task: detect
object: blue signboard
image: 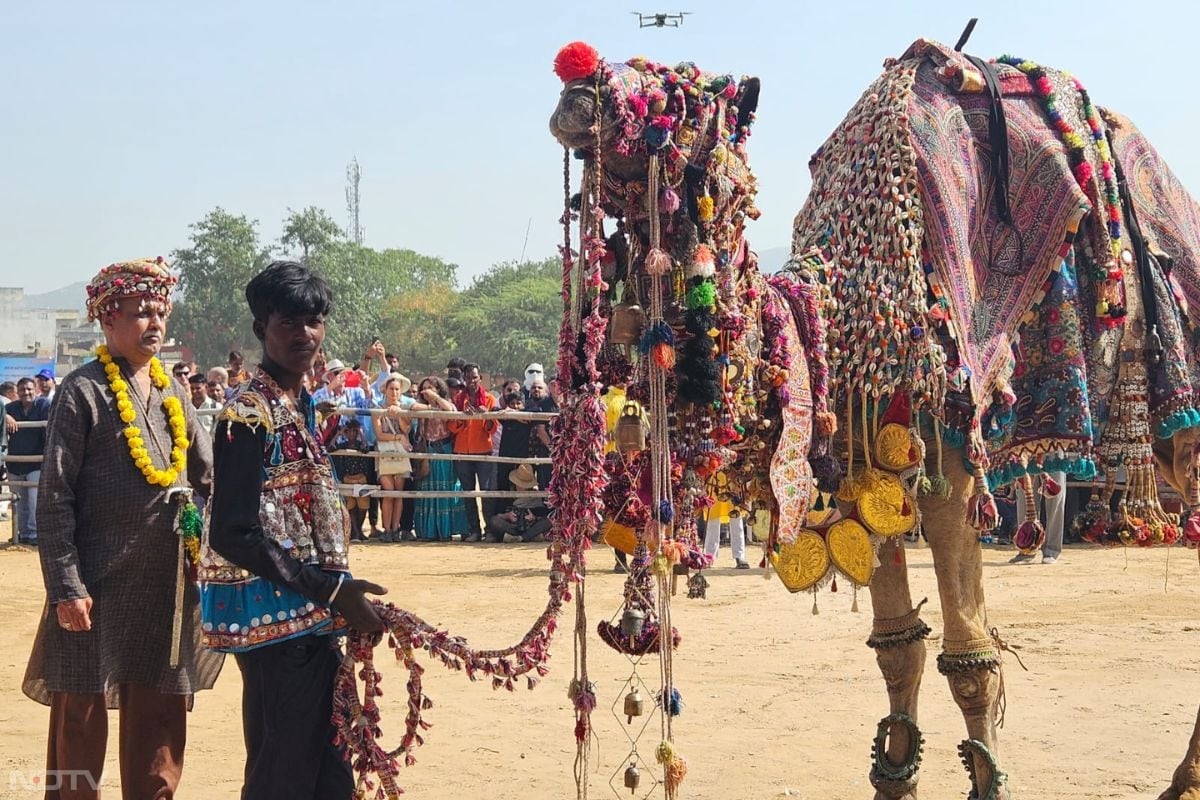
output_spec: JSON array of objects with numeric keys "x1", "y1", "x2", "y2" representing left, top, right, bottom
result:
[{"x1": 0, "y1": 358, "x2": 55, "y2": 384}]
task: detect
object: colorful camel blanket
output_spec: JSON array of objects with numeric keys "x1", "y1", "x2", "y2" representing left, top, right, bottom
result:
[{"x1": 793, "y1": 39, "x2": 1200, "y2": 489}]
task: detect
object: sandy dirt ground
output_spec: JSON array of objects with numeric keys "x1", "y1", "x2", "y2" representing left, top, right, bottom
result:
[{"x1": 2, "y1": 539, "x2": 1199, "y2": 800}]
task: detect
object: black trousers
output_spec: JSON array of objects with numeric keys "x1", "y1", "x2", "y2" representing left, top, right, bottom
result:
[
  {"x1": 235, "y1": 635, "x2": 352, "y2": 800},
  {"x1": 399, "y1": 476, "x2": 415, "y2": 532}
]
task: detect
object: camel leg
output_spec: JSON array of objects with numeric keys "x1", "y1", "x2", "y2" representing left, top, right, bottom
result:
[
  {"x1": 1154, "y1": 429, "x2": 1200, "y2": 800},
  {"x1": 921, "y1": 449, "x2": 1010, "y2": 800},
  {"x1": 1158, "y1": 704, "x2": 1200, "y2": 800},
  {"x1": 867, "y1": 535, "x2": 930, "y2": 800}
]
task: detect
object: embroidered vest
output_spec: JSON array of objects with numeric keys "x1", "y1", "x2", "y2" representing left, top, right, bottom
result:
[{"x1": 199, "y1": 371, "x2": 350, "y2": 652}]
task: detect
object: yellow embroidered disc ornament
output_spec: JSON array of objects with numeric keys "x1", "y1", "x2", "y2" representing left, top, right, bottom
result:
[
  {"x1": 826, "y1": 518, "x2": 875, "y2": 586},
  {"x1": 856, "y1": 471, "x2": 917, "y2": 537},
  {"x1": 769, "y1": 530, "x2": 830, "y2": 593},
  {"x1": 874, "y1": 422, "x2": 920, "y2": 472}
]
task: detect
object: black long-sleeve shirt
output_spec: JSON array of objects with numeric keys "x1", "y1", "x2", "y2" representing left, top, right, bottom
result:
[
  {"x1": 6, "y1": 398, "x2": 50, "y2": 476},
  {"x1": 208, "y1": 419, "x2": 339, "y2": 604}
]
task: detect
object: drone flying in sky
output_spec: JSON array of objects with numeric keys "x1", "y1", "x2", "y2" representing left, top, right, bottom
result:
[{"x1": 632, "y1": 11, "x2": 691, "y2": 28}]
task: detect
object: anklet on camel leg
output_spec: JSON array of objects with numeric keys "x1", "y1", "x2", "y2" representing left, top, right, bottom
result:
[
  {"x1": 867, "y1": 600, "x2": 932, "y2": 651},
  {"x1": 870, "y1": 712, "x2": 923, "y2": 798},
  {"x1": 958, "y1": 738, "x2": 1008, "y2": 800}
]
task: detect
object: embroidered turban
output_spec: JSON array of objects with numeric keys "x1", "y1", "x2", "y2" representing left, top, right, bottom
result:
[{"x1": 85, "y1": 257, "x2": 177, "y2": 322}]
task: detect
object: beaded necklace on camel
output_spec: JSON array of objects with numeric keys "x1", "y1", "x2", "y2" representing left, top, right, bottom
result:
[{"x1": 998, "y1": 55, "x2": 1126, "y2": 328}]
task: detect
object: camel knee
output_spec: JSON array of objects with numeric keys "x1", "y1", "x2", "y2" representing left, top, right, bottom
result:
[
  {"x1": 938, "y1": 639, "x2": 1002, "y2": 719},
  {"x1": 868, "y1": 603, "x2": 932, "y2": 701}
]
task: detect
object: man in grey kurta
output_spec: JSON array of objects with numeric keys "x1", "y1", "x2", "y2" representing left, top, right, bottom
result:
[{"x1": 22, "y1": 258, "x2": 223, "y2": 799}]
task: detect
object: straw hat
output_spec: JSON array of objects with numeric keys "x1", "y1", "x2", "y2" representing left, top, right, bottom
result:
[
  {"x1": 385, "y1": 372, "x2": 412, "y2": 394},
  {"x1": 510, "y1": 463, "x2": 538, "y2": 490},
  {"x1": 322, "y1": 359, "x2": 347, "y2": 382}
]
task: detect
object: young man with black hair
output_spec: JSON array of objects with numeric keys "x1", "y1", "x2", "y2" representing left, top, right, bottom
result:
[
  {"x1": 200, "y1": 260, "x2": 388, "y2": 799},
  {"x1": 7, "y1": 376, "x2": 50, "y2": 544}
]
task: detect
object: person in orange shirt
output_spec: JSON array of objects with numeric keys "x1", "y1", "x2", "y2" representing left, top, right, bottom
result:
[{"x1": 446, "y1": 363, "x2": 498, "y2": 542}]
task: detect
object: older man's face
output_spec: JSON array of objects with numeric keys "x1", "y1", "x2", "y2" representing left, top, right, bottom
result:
[{"x1": 529, "y1": 381, "x2": 548, "y2": 400}]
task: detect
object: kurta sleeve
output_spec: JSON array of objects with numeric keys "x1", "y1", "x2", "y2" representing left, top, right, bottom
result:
[
  {"x1": 208, "y1": 419, "x2": 339, "y2": 603},
  {"x1": 37, "y1": 380, "x2": 91, "y2": 604}
]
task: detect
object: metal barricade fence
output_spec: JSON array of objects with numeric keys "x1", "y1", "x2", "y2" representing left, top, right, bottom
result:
[{"x1": 2, "y1": 407, "x2": 558, "y2": 544}]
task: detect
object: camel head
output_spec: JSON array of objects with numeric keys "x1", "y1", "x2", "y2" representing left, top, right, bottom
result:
[{"x1": 548, "y1": 41, "x2": 761, "y2": 236}]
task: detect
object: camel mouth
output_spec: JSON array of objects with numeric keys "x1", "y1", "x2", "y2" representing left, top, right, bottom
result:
[{"x1": 549, "y1": 82, "x2": 608, "y2": 150}]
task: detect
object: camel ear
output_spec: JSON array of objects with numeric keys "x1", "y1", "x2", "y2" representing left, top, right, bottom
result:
[{"x1": 735, "y1": 77, "x2": 760, "y2": 130}]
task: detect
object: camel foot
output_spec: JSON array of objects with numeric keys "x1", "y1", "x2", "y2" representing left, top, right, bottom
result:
[
  {"x1": 1156, "y1": 780, "x2": 1200, "y2": 800},
  {"x1": 871, "y1": 713, "x2": 922, "y2": 800},
  {"x1": 958, "y1": 738, "x2": 1009, "y2": 800},
  {"x1": 1157, "y1": 757, "x2": 1200, "y2": 800}
]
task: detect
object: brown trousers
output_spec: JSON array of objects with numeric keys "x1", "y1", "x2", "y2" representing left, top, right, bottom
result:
[{"x1": 45, "y1": 685, "x2": 186, "y2": 800}]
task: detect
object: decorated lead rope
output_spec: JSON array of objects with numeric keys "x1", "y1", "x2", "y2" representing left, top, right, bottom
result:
[{"x1": 328, "y1": 142, "x2": 608, "y2": 800}]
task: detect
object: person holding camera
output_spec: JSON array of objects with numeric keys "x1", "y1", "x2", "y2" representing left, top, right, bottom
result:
[{"x1": 485, "y1": 464, "x2": 550, "y2": 542}]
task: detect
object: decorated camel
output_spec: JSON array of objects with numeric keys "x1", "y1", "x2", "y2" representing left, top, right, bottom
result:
[
  {"x1": 548, "y1": 41, "x2": 832, "y2": 795},
  {"x1": 783, "y1": 36, "x2": 1200, "y2": 800},
  {"x1": 549, "y1": 34, "x2": 1200, "y2": 800}
]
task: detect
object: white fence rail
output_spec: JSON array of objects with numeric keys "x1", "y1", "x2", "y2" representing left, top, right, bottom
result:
[{"x1": 2, "y1": 405, "x2": 558, "y2": 544}]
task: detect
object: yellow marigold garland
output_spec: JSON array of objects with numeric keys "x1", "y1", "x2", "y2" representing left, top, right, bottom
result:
[{"x1": 97, "y1": 344, "x2": 188, "y2": 487}]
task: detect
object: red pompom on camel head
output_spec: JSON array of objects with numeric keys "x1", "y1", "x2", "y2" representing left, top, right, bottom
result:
[{"x1": 554, "y1": 41, "x2": 600, "y2": 83}]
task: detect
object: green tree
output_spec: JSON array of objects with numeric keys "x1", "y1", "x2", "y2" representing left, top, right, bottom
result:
[
  {"x1": 171, "y1": 208, "x2": 272, "y2": 366},
  {"x1": 447, "y1": 256, "x2": 562, "y2": 378},
  {"x1": 312, "y1": 243, "x2": 461, "y2": 364},
  {"x1": 280, "y1": 206, "x2": 344, "y2": 263},
  {"x1": 380, "y1": 281, "x2": 459, "y2": 376}
]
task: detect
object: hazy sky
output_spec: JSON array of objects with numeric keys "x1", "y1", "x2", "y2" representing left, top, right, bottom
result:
[{"x1": 3, "y1": 1, "x2": 1197, "y2": 294}]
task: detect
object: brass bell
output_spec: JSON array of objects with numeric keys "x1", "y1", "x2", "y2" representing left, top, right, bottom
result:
[
  {"x1": 620, "y1": 607, "x2": 645, "y2": 638},
  {"x1": 623, "y1": 688, "x2": 644, "y2": 723},
  {"x1": 616, "y1": 403, "x2": 649, "y2": 454},
  {"x1": 624, "y1": 762, "x2": 640, "y2": 792},
  {"x1": 610, "y1": 303, "x2": 646, "y2": 346}
]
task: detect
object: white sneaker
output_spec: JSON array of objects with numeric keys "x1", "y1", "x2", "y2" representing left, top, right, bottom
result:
[{"x1": 1041, "y1": 555, "x2": 1058, "y2": 565}]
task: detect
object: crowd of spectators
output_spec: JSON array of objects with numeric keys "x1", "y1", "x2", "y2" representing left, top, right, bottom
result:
[
  {"x1": 2, "y1": 346, "x2": 556, "y2": 547},
  {"x1": 307, "y1": 346, "x2": 557, "y2": 543}
]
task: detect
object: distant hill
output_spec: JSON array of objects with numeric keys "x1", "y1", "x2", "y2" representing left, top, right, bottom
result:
[
  {"x1": 755, "y1": 245, "x2": 791, "y2": 272},
  {"x1": 21, "y1": 281, "x2": 88, "y2": 313}
]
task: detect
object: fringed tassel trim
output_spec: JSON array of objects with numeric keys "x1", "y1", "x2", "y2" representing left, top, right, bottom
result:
[{"x1": 1155, "y1": 406, "x2": 1200, "y2": 440}]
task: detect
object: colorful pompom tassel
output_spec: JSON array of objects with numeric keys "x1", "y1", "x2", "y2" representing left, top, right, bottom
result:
[
  {"x1": 659, "y1": 687, "x2": 684, "y2": 716},
  {"x1": 651, "y1": 341, "x2": 676, "y2": 370},
  {"x1": 1013, "y1": 519, "x2": 1045, "y2": 554},
  {"x1": 645, "y1": 247, "x2": 673, "y2": 276},
  {"x1": 1184, "y1": 513, "x2": 1200, "y2": 546},
  {"x1": 656, "y1": 741, "x2": 688, "y2": 799},
  {"x1": 660, "y1": 187, "x2": 681, "y2": 214},
  {"x1": 809, "y1": 453, "x2": 842, "y2": 494},
  {"x1": 929, "y1": 473, "x2": 952, "y2": 499},
  {"x1": 686, "y1": 244, "x2": 716, "y2": 278},
  {"x1": 815, "y1": 410, "x2": 838, "y2": 438},
  {"x1": 967, "y1": 491, "x2": 999, "y2": 532}
]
